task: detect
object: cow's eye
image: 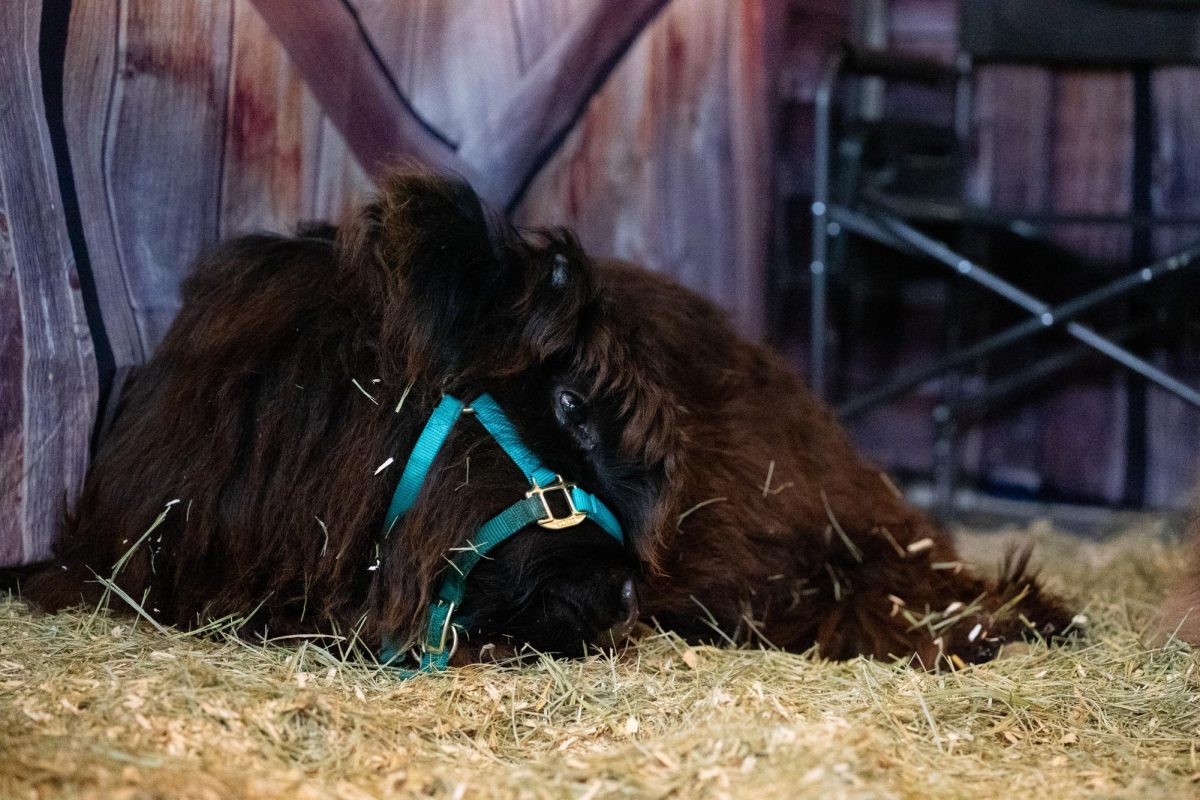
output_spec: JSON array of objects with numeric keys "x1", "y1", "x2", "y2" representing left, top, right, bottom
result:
[{"x1": 556, "y1": 390, "x2": 588, "y2": 428}]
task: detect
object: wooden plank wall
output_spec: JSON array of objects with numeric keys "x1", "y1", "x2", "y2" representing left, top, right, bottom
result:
[
  {"x1": 0, "y1": 0, "x2": 98, "y2": 565},
  {"x1": 516, "y1": 0, "x2": 779, "y2": 336},
  {"x1": 0, "y1": 0, "x2": 372, "y2": 567},
  {"x1": 1147, "y1": 69, "x2": 1200, "y2": 506},
  {"x1": 65, "y1": 0, "x2": 369, "y2": 377},
  {"x1": 221, "y1": 0, "x2": 371, "y2": 235}
]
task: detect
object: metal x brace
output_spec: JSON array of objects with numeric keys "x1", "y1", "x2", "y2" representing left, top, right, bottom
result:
[{"x1": 826, "y1": 204, "x2": 1200, "y2": 414}]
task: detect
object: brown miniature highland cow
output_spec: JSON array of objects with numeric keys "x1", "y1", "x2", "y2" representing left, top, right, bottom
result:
[{"x1": 18, "y1": 171, "x2": 1074, "y2": 669}]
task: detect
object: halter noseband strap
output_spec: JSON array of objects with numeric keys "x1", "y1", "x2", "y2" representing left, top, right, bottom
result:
[{"x1": 380, "y1": 393, "x2": 625, "y2": 673}]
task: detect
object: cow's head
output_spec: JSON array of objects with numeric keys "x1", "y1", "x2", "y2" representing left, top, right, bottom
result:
[{"x1": 339, "y1": 172, "x2": 681, "y2": 661}]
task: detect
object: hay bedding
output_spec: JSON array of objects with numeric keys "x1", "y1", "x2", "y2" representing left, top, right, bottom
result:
[{"x1": 2, "y1": 522, "x2": 1197, "y2": 800}]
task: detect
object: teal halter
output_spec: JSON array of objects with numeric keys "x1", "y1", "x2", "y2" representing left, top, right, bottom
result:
[{"x1": 380, "y1": 393, "x2": 625, "y2": 673}]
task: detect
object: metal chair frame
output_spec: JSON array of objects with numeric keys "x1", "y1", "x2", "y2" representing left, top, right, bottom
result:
[{"x1": 809, "y1": 39, "x2": 1200, "y2": 513}]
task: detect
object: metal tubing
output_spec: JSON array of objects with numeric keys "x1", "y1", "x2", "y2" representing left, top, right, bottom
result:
[
  {"x1": 809, "y1": 49, "x2": 845, "y2": 398},
  {"x1": 828, "y1": 206, "x2": 923, "y2": 256},
  {"x1": 831, "y1": 210, "x2": 1200, "y2": 415},
  {"x1": 871, "y1": 211, "x2": 1200, "y2": 410},
  {"x1": 932, "y1": 404, "x2": 957, "y2": 519},
  {"x1": 949, "y1": 324, "x2": 1143, "y2": 416}
]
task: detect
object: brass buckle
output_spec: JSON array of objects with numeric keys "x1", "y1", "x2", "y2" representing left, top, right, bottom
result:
[
  {"x1": 526, "y1": 475, "x2": 587, "y2": 529},
  {"x1": 423, "y1": 601, "x2": 459, "y2": 656}
]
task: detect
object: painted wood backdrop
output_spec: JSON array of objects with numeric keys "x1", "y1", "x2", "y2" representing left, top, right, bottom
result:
[
  {"x1": 0, "y1": 0, "x2": 97, "y2": 568},
  {"x1": 0, "y1": 0, "x2": 779, "y2": 566},
  {"x1": 4, "y1": 0, "x2": 1200, "y2": 567}
]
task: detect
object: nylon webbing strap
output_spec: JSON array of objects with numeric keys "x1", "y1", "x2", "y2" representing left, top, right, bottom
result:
[
  {"x1": 380, "y1": 392, "x2": 627, "y2": 676},
  {"x1": 383, "y1": 395, "x2": 464, "y2": 534},
  {"x1": 470, "y1": 394, "x2": 559, "y2": 487},
  {"x1": 471, "y1": 394, "x2": 623, "y2": 544},
  {"x1": 434, "y1": 496, "x2": 549, "y2": 605},
  {"x1": 570, "y1": 487, "x2": 623, "y2": 543},
  {"x1": 384, "y1": 496, "x2": 548, "y2": 672}
]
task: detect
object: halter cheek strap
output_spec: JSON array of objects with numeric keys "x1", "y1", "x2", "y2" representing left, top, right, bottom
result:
[{"x1": 379, "y1": 393, "x2": 625, "y2": 674}]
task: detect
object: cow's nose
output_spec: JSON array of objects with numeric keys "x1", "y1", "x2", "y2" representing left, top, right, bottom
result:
[{"x1": 605, "y1": 578, "x2": 640, "y2": 643}]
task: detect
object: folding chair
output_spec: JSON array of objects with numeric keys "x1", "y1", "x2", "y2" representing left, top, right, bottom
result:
[{"x1": 810, "y1": 0, "x2": 1200, "y2": 514}]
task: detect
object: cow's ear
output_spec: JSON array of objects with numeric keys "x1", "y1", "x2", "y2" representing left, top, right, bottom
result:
[{"x1": 339, "y1": 171, "x2": 518, "y2": 380}]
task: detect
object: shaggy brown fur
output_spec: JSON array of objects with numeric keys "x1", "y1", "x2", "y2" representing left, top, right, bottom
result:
[
  {"x1": 17, "y1": 171, "x2": 1074, "y2": 667},
  {"x1": 1158, "y1": 498, "x2": 1200, "y2": 645}
]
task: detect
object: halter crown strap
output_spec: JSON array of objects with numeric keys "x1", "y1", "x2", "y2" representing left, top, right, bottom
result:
[
  {"x1": 470, "y1": 394, "x2": 560, "y2": 487},
  {"x1": 379, "y1": 392, "x2": 625, "y2": 674},
  {"x1": 383, "y1": 394, "x2": 465, "y2": 534}
]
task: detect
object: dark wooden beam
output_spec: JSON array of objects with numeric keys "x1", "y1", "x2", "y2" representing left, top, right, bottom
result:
[
  {"x1": 458, "y1": 0, "x2": 671, "y2": 210},
  {"x1": 255, "y1": 0, "x2": 669, "y2": 210},
  {"x1": 249, "y1": 0, "x2": 495, "y2": 199}
]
